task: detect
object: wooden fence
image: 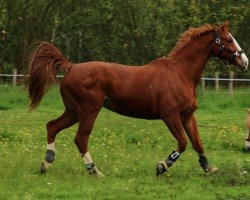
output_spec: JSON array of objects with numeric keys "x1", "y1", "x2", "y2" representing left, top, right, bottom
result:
[
  {"x1": 201, "y1": 71, "x2": 236, "y2": 95},
  {"x1": 0, "y1": 69, "x2": 63, "y2": 85},
  {"x1": 1, "y1": 69, "x2": 250, "y2": 95}
]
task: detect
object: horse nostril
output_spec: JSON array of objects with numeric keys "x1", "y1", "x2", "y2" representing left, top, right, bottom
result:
[{"x1": 245, "y1": 61, "x2": 248, "y2": 67}]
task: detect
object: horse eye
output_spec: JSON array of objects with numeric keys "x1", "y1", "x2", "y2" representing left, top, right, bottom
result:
[{"x1": 228, "y1": 39, "x2": 233, "y2": 43}]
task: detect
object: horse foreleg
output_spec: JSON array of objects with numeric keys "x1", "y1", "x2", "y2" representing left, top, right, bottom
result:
[
  {"x1": 156, "y1": 116, "x2": 187, "y2": 176},
  {"x1": 183, "y1": 115, "x2": 218, "y2": 173},
  {"x1": 74, "y1": 114, "x2": 104, "y2": 177},
  {"x1": 41, "y1": 110, "x2": 78, "y2": 173}
]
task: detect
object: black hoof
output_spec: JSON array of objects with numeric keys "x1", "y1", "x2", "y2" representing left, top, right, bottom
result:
[
  {"x1": 40, "y1": 162, "x2": 47, "y2": 174},
  {"x1": 156, "y1": 162, "x2": 167, "y2": 176}
]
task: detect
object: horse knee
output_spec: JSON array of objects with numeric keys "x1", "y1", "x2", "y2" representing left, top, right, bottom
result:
[{"x1": 178, "y1": 139, "x2": 187, "y2": 153}]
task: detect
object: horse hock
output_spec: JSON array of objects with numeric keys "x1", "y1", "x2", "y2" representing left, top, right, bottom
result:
[{"x1": 156, "y1": 151, "x2": 180, "y2": 176}]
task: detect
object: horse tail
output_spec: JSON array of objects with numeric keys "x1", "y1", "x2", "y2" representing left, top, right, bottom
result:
[{"x1": 25, "y1": 41, "x2": 72, "y2": 110}]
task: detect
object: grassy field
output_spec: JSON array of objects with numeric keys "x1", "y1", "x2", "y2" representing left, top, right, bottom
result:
[{"x1": 0, "y1": 85, "x2": 249, "y2": 200}]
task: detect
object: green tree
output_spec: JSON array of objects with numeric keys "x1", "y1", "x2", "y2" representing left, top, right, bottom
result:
[{"x1": 0, "y1": 0, "x2": 249, "y2": 76}]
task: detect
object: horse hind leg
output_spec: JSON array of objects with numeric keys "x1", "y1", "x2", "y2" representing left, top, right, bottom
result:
[
  {"x1": 74, "y1": 112, "x2": 104, "y2": 177},
  {"x1": 41, "y1": 110, "x2": 78, "y2": 173}
]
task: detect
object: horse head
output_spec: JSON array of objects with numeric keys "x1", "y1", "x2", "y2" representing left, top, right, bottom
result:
[{"x1": 212, "y1": 21, "x2": 248, "y2": 70}]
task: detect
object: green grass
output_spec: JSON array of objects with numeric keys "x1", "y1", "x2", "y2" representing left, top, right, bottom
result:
[{"x1": 0, "y1": 85, "x2": 249, "y2": 200}]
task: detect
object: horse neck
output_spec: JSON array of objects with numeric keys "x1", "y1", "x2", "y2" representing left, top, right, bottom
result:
[{"x1": 170, "y1": 33, "x2": 213, "y2": 87}]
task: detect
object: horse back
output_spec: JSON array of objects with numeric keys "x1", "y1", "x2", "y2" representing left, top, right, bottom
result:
[
  {"x1": 60, "y1": 60, "x2": 195, "y2": 119},
  {"x1": 60, "y1": 61, "x2": 162, "y2": 118}
]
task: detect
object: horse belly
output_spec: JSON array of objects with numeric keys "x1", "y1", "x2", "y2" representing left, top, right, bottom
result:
[{"x1": 103, "y1": 98, "x2": 159, "y2": 119}]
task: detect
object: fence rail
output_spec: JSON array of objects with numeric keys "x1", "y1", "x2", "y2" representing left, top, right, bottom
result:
[
  {"x1": 0, "y1": 74, "x2": 64, "y2": 77},
  {"x1": 1, "y1": 69, "x2": 250, "y2": 95},
  {"x1": 2, "y1": 74, "x2": 250, "y2": 81},
  {"x1": 201, "y1": 78, "x2": 250, "y2": 82}
]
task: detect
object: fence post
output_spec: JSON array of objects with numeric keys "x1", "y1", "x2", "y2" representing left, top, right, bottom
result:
[
  {"x1": 228, "y1": 71, "x2": 234, "y2": 96},
  {"x1": 215, "y1": 72, "x2": 219, "y2": 92},
  {"x1": 201, "y1": 75, "x2": 205, "y2": 96},
  {"x1": 13, "y1": 68, "x2": 17, "y2": 85}
]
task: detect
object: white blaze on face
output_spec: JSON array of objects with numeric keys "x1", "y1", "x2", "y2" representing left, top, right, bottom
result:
[{"x1": 229, "y1": 33, "x2": 249, "y2": 69}]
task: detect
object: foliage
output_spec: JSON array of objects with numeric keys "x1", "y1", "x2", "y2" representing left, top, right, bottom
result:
[
  {"x1": 0, "y1": 85, "x2": 250, "y2": 199},
  {"x1": 0, "y1": 0, "x2": 249, "y2": 75}
]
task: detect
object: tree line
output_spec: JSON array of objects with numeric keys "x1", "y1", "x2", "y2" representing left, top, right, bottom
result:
[{"x1": 0, "y1": 0, "x2": 249, "y2": 76}]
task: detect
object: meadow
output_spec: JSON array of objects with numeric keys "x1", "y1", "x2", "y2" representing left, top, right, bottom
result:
[{"x1": 0, "y1": 85, "x2": 249, "y2": 200}]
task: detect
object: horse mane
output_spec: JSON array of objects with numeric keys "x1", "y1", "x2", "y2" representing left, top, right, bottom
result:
[{"x1": 168, "y1": 23, "x2": 217, "y2": 58}]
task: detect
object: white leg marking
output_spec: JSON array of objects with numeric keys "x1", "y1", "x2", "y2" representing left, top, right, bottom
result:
[
  {"x1": 47, "y1": 142, "x2": 55, "y2": 152},
  {"x1": 83, "y1": 151, "x2": 94, "y2": 164},
  {"x1": 83, "y1": 151, "x2": 104, "y2": 177}
]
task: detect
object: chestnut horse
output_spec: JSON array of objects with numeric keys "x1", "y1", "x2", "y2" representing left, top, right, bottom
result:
[{"x1": 26, "y1": 21, "x2": 248, "y2": 176}]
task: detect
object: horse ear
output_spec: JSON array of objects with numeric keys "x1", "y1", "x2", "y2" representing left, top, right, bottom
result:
[{"x1": 221, "y1": 20, "x2": 230, "y2": 32}]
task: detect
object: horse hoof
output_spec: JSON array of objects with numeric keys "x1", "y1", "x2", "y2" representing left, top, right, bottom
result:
[
  {"x1": 40, "y1": 162, "x2": 47, "y2": 174},
  {"x1": 87, "y1": 167, "x2": 104, "y2": 177},
  {"x1": 96, "y1": 171, "x2": 105, "y2": 177},
  {"x1": 205, "y1": 166, "x2": 219, "y2": 174},
  {"x1": 88, "y1": 171, "x2": 104, "y2": 177},
  {"x1": 156, "y1": 162, "x2": 167, "y2": 176},
  {"x1": 40, "y1": 161, "x2": 51, "y2": 174}
]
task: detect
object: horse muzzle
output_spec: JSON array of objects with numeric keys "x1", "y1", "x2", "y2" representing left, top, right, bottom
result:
[{"x1": 236, "y1": 53, "x2": 249, "y2": 71}]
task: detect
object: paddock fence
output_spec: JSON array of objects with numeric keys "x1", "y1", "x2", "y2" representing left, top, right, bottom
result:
[{"x1": 1, "y1": 69, "x2": 250, "y2": 95}]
